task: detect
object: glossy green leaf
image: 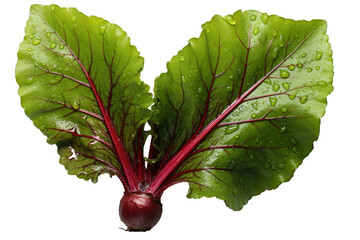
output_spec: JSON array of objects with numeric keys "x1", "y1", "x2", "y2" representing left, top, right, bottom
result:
[
  {"x1": 150, "y1": 10, "x2": 333, "y2": 210},
  {"x1": 16, "y1": 4, "x2": 152, "y2": 185}
]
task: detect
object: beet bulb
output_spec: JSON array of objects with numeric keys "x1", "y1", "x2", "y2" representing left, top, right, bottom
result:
[{"x1": 119, "y1": 192, "x2": 162, "y2": 231}]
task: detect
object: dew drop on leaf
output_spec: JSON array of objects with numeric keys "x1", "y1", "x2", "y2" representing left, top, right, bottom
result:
[
  {"x1": 280, "y1": 126, "x2": 287, "y2": 133},
  {"x1": 307, "y1": 67, "x2": 313, "y2": 73},
  {"x1": 288, "y1": 64, "x2": 295, "y2": 71},
  {"x1": 179, "y1": 56, "x2": 185, "y2": 62},
  {"x1": 273, "y1": 83, "x2": 280, "y2": 92},
  {"x1": 301, "y1": 53, "x2": 307, "y2": 58},
  {"x1": 46, "y1": 32, "x2": 51, "y2": 38},
  {"x1": 315, "y1": 51, "x2": 323, "y2": 60},
  {"x1": 280, "y1": 70, "x2": 290, "y2": 78},
  {"x1": 32, "y1": 39, "x2": 41, "y2": 45},
  {"x1": 49, "y1": 42, "x2": 57, "y2": 49},
  {"x1": 299, "y1": 95, "x2": 308, "y2": 104},
  {"x1": 281, "y1": 107, "x2": 288, "y2": 113},
  {"x1": 253, "y1": 27, "x2": 260, "y2": 35},
  {"x1": 250, "y1": 15, "x2": 257, "y2": 21},
  {"x1": 315, "y1": 66, "x2": 320, "y2": 70},
  {"x1": 251, "y1": 113, "x2": 257, "y2": 119},
  {"x1": 72, "y1": 16, "x2": 76, "y2": 23},
  {"x1": 288, "y1": 91, "x2": 298, "y2": 100},
  {"x1": 27, "y1": 48, "x2": 33, "y2": 52},
  {"x1": 225, "y1": 124, "x2": 239, "y2": 134},
  {"x1": 99, "y1": 25, "x2": 107, "y2": 35},
  {"x1": 291, "y1": 138, "x2": 297, "y2": 144},
  {"x1": 261, "y1": 13, "x2": 269, "y2": 24},
  {"x1": 223, "y1": 15, "x2": 236, "y2": 25},
  {"x1": 28, "y1": 34, "x2": 35, "y2": 39},
  {"x1": 269, "y1": 97, "x2": 278, "y2": 106},
  {"x1": 59, "y1": 45, "x2": 64, "y2": 50},
  {"x1": 282, "y1": 82, "x2": 290, "y2": 90},
  {"x1": 296, "y1": 62, "x2": 303, "y2": 68},
  {"x1": 264, "y1": 79, "x2": 272, "y2": 85},
  {"x1": 50, "y1": 5, "x2": 56, "y2": 10},
  {"x1": 72, "y1": 101, "x2": 80, "y2": 110}
]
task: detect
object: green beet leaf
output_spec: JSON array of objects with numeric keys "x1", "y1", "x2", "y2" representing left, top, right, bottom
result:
[
  {"x1": 16, "y1": 4, "x2": 152, "y2": 188},
  {"x1": 149, "y1": 10, "x2": 333, "y2": 210}
]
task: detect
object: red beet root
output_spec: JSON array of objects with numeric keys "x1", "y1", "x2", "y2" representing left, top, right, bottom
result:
[{"x1": 119, "y1": 192, "x2": 163, "y2": 231}]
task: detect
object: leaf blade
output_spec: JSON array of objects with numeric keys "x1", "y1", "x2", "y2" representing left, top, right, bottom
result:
[
  {"x1": 16, "y1": 4, "x2": 152, "y2": 187},
  {"x1": 149, "y1": 10, "x2": 333, "y2": 208}
]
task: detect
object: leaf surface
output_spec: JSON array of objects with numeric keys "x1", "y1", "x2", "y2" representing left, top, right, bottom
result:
[
  {"x1": 150, "y1": 10, "x2": 333, "y2": 209},
  {"x1": 16, "y1": 5, "x2": 152, "y2": 188}
]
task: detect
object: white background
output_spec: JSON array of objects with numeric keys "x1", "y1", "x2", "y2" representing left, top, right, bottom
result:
[{"x1": 1, "y1": 0, "x2": 359, "y2": 239}]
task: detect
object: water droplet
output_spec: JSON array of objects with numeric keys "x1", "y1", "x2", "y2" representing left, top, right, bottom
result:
[
  {"x1": 279, "y1": 40, "x2": 285, "y2": 48},
  {"x1": 296, "y1": 62, "x2": 303, "y2": 68},
  {"x1": 179, "y1": 56, "x2": 185, "y2": 62},
  {"x1": 72, "y1": 16, "x2": 76, "y2": 22},
  {"x1": 32, "y1": 39, "x2": 41, "y2": 45},
  {"x1": 226, "y1": 86, "x2": 232, "y2": 92},
  {"x1": 251, "y1": 113, "x2": 257, "y2": 119},
  {"x1": 272, "y1": 31, "x2": 277, "y2": 37},
  {"x1": 253, "y1": 27, "x2": 260, "y2": 35},
  {"x1": 288, "y1": 64, "x2": 295, "y2": 71},
  {"x1": 317, "y1": 81, "x2": 327, "y2": 87},
  {"x1": 49, "y1": 42, "x2": 57, "y2": 49},
  {"x1": 50, "y1": 5, "x2": 56, "y2": 11},
  {"x1": 28, "y1": 34, "x2": 35, "y2": 39},
  {"x1": 224, "y1": 15, "x2": 236, "y2": 25},
  {"x1": 278, "y1": 163, "x2": 285, "y2": 169},
  {"x1": 250, "y1": 15, "x2": 257, "y2": 21},
  {"x1": 288, "y1": 91, "x2": 298, "y2": 100},
  {"x1": 64, "y1": 68, "x2": 69, "y2": 72},
  {"x1": 280, "y1": 126, "x2": 287, "y2": 133},
  {"x1": 46, "y1": 32, "x2": 51, "y2": 38},
  {"x1": 315, "y1": 51, "x2": 323, "y2": 60},
  {"x1": 225, "y1": 124, "x2": 239, "y2": 134},
  {"x1": 282, "y1": 82, "x2": 290, "y2": 90},
  {"x1": 72, "y1": 101, "x2": 80, "y2": 110},
  {"x1": 229, "y1": 75, "x2": 233, "y2": 80},
  {"x1": 49, "y1": 79, "x2": 57, "y2": 84},
  {"x1": 43, "y1": 28, "x2": 47, "y2": 32},
  {"x1": 197, "y1": 88, "x2": 203, "y2": 93},
  {"x1": 271, "y1": 164, "x2": 277, "y2": 170},
  {"x1": 280, "y1": 70, "x2": 290, "y2": 78},
  {"x1": 281, "y1": 107, "x2": 288, "y2": 113},
  {"x1": 307, "y1": 67, "x2": 313, "y2": 73},
  {"x1": 27, "y1": 48, "x2": 33, "y2": 52},
  {"x1": 59, "y1": 45, "x2": 64, "y2": 50},
  {"x1": 251, "y1": 102, "x2": 258, "y2": 110},
  {"x1": 99, "y1": 25, "x2": 107, "y2": 35},
  {"x1": 300, "y1": 95, "x2": 308, "y2": 104},
  {"x1": 305, "y1": 106, "x2": 310, "y2": 111},
  {"x1": 261, "y1": 13, "x2": 269, "y2": 24},
  {"x1": 264, "y1": 79, "x2": 272, "y2": 85},
  {"x1": 291, "y1": 147, "x2": 297, "y2": 153},
  {"x1": 315, "y1": 66, "x2": 320, "y2": 71},
  {"x1": 181, "y1": 75, "x2": 186, "y2": 82},
  {"x1": 273, "y1": 83, "x2": 280, "y2": 92},
  {"x1": 301, "y1": 53, "x2": 307, "y2": 58},
  {"x1": 291, "y1": 138, "x2": 297, "y2": 144},
  {"x1": 269, "y1": 97, "x2": 278, "y2": 106}
]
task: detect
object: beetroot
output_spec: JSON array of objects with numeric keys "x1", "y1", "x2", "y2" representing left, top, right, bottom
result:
[{"x1": 119, "y1": 192, "x2": 162, "y2": 231}]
